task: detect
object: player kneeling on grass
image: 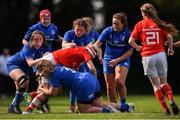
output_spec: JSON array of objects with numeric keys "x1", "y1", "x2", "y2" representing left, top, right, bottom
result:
[
  {"x1": 23, "y1": 60, "x2": 134, "y2": 114},
  {"x1": 23, "y1": 45, "x2": 98, "y2": 112}
]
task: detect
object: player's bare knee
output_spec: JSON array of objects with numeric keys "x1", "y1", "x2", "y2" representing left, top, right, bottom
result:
[
  {"x1": 115, "y1": 78, "x2": 125, "y2": 87},
  {"x1": 148, "y1": 76, "x2": 161, "y2": 90}
]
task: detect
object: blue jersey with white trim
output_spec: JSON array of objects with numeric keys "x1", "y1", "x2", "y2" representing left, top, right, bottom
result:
[
  {"x1": 8, "y1": 44, "x2": 49, "y2": 70},
  {"x1": 24, "y1": 22, "x2": 59, "y2": 51},
  {"x1": 98, "y1": 26, "x2": 132, "y2": 60},
  {"x1": 49, "y1": 65, "x2": 96, "y2": 91},
  {"x1": 64, "y1": 30, "x2": 91, "y2": 46}
]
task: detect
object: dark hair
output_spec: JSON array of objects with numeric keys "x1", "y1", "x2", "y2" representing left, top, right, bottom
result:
[
  {"x1": 113, "y1": 12, "x2": 128, "y2": 28},
  {"x1": 140, "y1": 3, "x2": 178, "y2": 36},
  {"x1": 29, "y1": 30, "x2": 48, "y2": 48}
]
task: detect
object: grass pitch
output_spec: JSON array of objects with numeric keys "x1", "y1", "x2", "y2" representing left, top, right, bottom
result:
[{"x1": 0, "y1": 95, "x2": 180, "y2": 119}]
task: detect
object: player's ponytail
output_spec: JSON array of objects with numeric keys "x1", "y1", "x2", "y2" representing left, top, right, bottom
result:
[{"x1": 140, "y1": 3, "x2": 178, "y2": 36}]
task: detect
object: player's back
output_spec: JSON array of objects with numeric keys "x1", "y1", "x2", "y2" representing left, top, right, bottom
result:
[
  {"x1": 52, "y1": 47, "x2": 90, "y2": 69},
  {"x1": 49, "y1": 64, "x2": 100, "y2": 94},
  {"x1": 134, "y1": 18, "x2": 167, "y2": 56},
  {"x1": 49, "y1": 64, "x2": 83, "y2": 90}
]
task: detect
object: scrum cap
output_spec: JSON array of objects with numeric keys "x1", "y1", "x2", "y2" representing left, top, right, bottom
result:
[{"x1": 39, "y1": 9, "x2": 51, "y2": 20}]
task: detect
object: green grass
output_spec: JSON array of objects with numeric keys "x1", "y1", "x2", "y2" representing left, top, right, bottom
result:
[{"x1": 0, "y1": 95, "x2": 180, "y2": 119}]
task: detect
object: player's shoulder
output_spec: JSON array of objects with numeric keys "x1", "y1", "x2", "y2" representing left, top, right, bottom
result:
[
  {"x1": 30, "y1": 22, "x2": 41, "y2": 29},
  {"x1": 65, "y1": 29, "x2": 74, "y2": 35},
  {"x1": 104, "y1": 26, "x2": 113, "y2": 32},
  {"x1": 91, "y1": 29, "x2": 99, "y2": 34},
  {"x1": 49, "y1": 23, "x2": 58, "y2": 29},
  {"x1": 100, "y1": 26, "x2": 113, "y2": 35}
]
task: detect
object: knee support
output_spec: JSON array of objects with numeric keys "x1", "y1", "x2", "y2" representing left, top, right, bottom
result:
[{"x1": 18, "y1": 75, "x2": 29, "y2": 92}]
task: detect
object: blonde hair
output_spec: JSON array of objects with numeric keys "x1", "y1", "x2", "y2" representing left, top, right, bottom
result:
[
  {"x1": 36, "y1": 60, "x2": 55, "y2": 78},
  {"x1": 140, "y1": 3, "x2": 178, "y2": 36},
  {"x1": 73, "y1": 18, "x2": 88, "y2": 31},
  {"x1": 82, "y1": 17, "x2": 94, "y2": 26}
]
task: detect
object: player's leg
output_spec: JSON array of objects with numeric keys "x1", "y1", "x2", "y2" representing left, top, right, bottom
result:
[
  {"x1": 142, "y1": 54, "x2": 170, "y2": 115},
  {"x1": 103, "y1": 59, "x2": 117, "y2": 103},
  {"x1": 37, "y1": 77, "x2": 51, "y2": 113},
  {"x1": 77, "y1": 96, "x2": 118, "y2": 113},
  {"x1": 160, "y1": 77, "x2": 179, "y2": 115},
  {"x1": 23, "y1": 92, "x2": 47, "y2": 114},
  {"x1": 8, "y1": 69, "x2": 29, "y2": 114},
  {"x1": 148, "y1": 76, "x2": 170, "y2": 114},
  {"x1": 104, "y1": 74, "x2": 116, "y2": 103},
  {"x1": 115, "y1": 65, "x2": 129, "y2": 111},
  {"x1": 69, "y1": 91, "x2": 76, "y2": 112},
  {"x1": 156, "y1": 52, "x2": 179, "y2": 115}
]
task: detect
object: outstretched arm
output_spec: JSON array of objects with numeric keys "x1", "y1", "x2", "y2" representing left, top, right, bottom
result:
[
  {"x1": 128, "y1": 37, "x2": 142, "y2": 52},
  {"x1": 26, "y1": 58, "x2": 42, "y2": 67},
  {"x1": 61, "y1": 40, "x2": 77, "y2": 48},
  {"x1": 94, "y1": 40, "x2": 103, "y2": 63},
  {"x1": 173, "y1": 41, "x2": 180, "y2": 47}
]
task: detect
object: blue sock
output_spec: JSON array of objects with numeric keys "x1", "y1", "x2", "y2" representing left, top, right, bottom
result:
[
  {"x1": 12, "y1": 91, "x2": 23, "y2": 107},
  {"x1": 70, "y1": 91, "x2": 76, "y2": 106},
  {"x1": 120, "y1": 104, "x2": 129, "y2": 112},
  {"x1": 120, "y1": 98, "x2": 126, "y2": 104},
  {"x1": 102, "y1": 107, "x2": 110, "y2": 113}
]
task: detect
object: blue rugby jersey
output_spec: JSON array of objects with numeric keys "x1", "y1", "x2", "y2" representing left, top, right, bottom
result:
[
  {"x1": 64, "y1": 30, "x2": 92, "y2": 46},
  {"x1": 98, "y1": 26, "x2": 132, "y2": 60},
  {"x1": 7, "y1": 44, "x2": 49, "y2": 72},
  {"x1": 24, "y1": 22, "x2": 59, "y2": 51},
  {"x1": 49, "y1": 65, "x2": 100, "y2": 94},
  {"x1": 88, "y1": 29, "x2": 99, "y2": 44}
]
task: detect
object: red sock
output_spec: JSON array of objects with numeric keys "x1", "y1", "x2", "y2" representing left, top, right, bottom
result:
[
  {"x1": 29, "y1": 91, "x2": 38, "y2": 99},
  {"x1": 25, "y1": 103, "x2": 36, "y2": 111},
  {"x1": 154, "y1": 89, "x2": 168, "y2": 112},
  {"x1": 162, "y1": 84, "x2": 174, "y2": 103}
]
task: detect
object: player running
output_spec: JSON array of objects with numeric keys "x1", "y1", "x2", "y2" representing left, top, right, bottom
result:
[{"x1": 128, "y1": 3, "x2": 179, "y2": 115}]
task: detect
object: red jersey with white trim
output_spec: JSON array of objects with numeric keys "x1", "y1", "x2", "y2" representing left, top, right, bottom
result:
[
  {"x1": 52, "y1": 47, "x2": 92, "y2": 70},
  {"x1": 131, "y1": 18, "x2": 168, "y2": 56}
]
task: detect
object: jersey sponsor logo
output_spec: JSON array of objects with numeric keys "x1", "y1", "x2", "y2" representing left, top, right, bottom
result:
[
  {"x1": 107, "y1": 40, "x2": 126, "y2": 47},
  {"x1": 142, "y1": 28, "x2": 161, "y2": 32}
]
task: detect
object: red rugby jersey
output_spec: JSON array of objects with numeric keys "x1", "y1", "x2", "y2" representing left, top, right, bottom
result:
[
  {"x1": 52, "y1": 47, "x2": 92, "y2": 70},
  {"x1": 131, "y1": 18, "x2": 168, "y2": 56}
]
